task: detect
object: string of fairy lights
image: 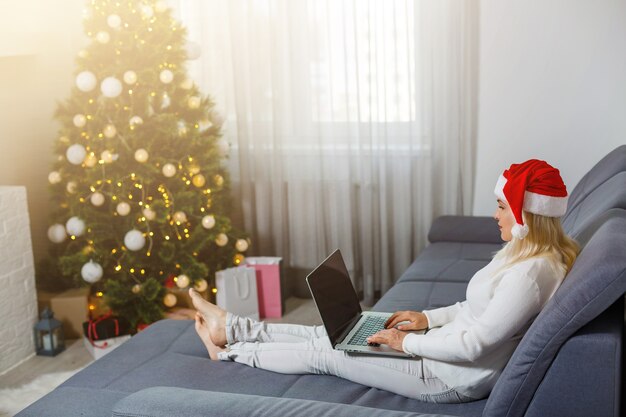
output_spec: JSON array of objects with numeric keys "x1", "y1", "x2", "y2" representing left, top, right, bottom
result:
[{"x1": 47, "y1": 0, "x2": 249, "y2": 311}]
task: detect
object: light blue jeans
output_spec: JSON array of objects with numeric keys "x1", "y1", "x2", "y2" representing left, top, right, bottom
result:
[{"x1": 217, "y1": 314, "x2": 475, "y2": 403}]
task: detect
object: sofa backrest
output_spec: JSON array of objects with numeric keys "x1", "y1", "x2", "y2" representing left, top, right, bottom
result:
[
  {"x1": 482, "y1": 212, "x2": 626, "y2": 417},
  {"x1": 563, "y1": 145, "x2": 626, "y2": 220},
  {"x1": 561, "y1": 171, "x2": 626, "y2": 237}
]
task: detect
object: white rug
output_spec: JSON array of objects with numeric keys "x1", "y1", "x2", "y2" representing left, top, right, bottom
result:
[{"x1": 0, "y1": 368, "x2": 83, "y2": 417}]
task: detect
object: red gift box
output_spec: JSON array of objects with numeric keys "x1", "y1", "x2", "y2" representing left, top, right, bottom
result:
[
  {"x1": 82, "y1": 312, "x2": 131, "y2": 348},
  {"x1": 245, "y1": 257, "x2": 283, "y2": 318}
]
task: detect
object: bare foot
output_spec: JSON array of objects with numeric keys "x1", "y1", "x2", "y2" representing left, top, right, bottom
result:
[
  {"x1": 194, "y1": 313, "x2": 226, "y2": 360},
  {"x1": 189, "y1": 288, "x2": 228, "y2": 346}
]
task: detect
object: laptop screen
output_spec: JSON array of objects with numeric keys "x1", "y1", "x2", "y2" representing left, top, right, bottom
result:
[{"x1": 306, "y1": 250, "x2": 362, "y2": 346}]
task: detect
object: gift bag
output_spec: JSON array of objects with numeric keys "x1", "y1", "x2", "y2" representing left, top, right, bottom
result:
[
  {"x1": 83, "y1": 334, "x2": 132, "y2": 360},
  {"x1": 245, "y1": 257, "x2": 283, "y2": 318},
  {"x1": 215, "y1": 266, "x2": 259, "y2": 320}
]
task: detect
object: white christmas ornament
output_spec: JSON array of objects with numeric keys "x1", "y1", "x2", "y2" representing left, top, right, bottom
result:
[
  {"x1": 143, "y1": 207, "x2": 156, "y2": 221},
  {"x1": 124, "y1": 229, "x2": 145, "y2": 251},
  {"x1": 116, "y1": 202, "x2": 131, "y2": 216},
  {"x1": 75, "y1": 71, "x2": 97, "y2": 92},
  {"x1": 188, "y1": 96, "x2": 201, "y2": 109},
  {"x1": 73, "y1": 114, "x2": 87, "y2": 128},
  {"x1": 107, "y1": 14, "x2": 122, "y2": 29},
  {"x1": 47, "y1": 224, "x2": 67, "y2": 243},
  {"x1": 173, "y1": 211, "x2": 187, "y2": 223},
  {"x1": 81, "y1": 260, "x2": 103, "y2": 283},
  {"x1": 194, "y1": 279, "x2": 208, "y2": 292},
  {"x1": 162, "y1": 163, "x2": 177, "y2": 178},
  {"x1": 101, "y1": 150, "x2": 115, "y2": 164},
  {"x1": 159, "y1": 69, "x2": 174, "y2": 84},
  {"x1": 175, "y1": 274, "x2": 190, "y2": 288},
  {"x1": 96, "y1": 31, "x2": 110, "y2": 44},
  {"x1": 215, "y1": 233, "x2": 229, "y2": 247},
  {"x1": 132, "y1": 284, "x2": 142, "y2": 294},
  {"x1": 163, "y1": 293, "x2": 177, "y2": 307},
  {"x1": 66, "y1": 181, "x2": 78, "y2": 194},
  {"x1": 101, "y1": 76, "x2": 123, "y2": 98},
  {"x1": 48, "y1": 171, "x2": 62, "y2": 184},
  {"x1": 103, "y1": 124, "x2": 117, "y2": 138},
  {"x1": 201, "y1": 215, "x2": 216, "y2": 229},
  {"x1": 134, "y1": 148, "x2": 149, "y2": 163},
  {"x1": 185, "y1": 41, "x2": 201, "y2": 60},
  {"x1": 129, "y1": 115, "x2": 143, "y2": 127},
  {"x1": 90, "y1": 192, "x2": 105, "y2": 206},
  {"x1": 235, "y1": 239, "x2": 249, "y2": 252},
  {"x1": 123, "y1": 70, "x2": 137, "y2": 85},
  {"x1": 66, "y1": 144, "x2": 87, "y2": 165},
  {"x1": 66, "y1": 216, "x2": 86, "y2": 237}
]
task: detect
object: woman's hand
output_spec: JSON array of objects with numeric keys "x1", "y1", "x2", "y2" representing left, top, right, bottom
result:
[
  {"x1": 384, "y1": 311, "x2": 428, "y2": 331},
  {"x1": 367, "y1": 329, "x2": 407, "y2": 352}
]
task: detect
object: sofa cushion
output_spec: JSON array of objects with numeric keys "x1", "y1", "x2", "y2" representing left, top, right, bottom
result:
[
  {"x1": 428, "y1": 216, "x2": 502, "y2": 244},
  {"x1": 483, "y1": 215, "x2": 626, "y2": 417},
  {"x1": 372, "y1": 280, "x2": 469, "y2": 313},
  {"x1": 523, "y1": 299, "x2": 623, "y2": 417},
  {"x1": 394, "y1": 242, "x2": 501, "y2": 286},
  {"x1": 21, "y1": 317, "x2": 487, "y2": 417},
  {"x1": 111, "y1": 387, "x2": 462, "y2": 417},
  {"x1": 570, "y1": 208, "x2": 626, "y2": 248},
  {"x1": 562, "y1": 171, "x2": 626, "y2": 237},
  {"x1": 15, "y1": 387, "x2": 128, "y2": 417},
  {"x1": 564, "y1": 144, "x2": 626, "y2": 219}
]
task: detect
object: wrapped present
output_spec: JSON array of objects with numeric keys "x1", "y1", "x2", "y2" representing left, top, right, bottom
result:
[
  {"x1": 49, "y1": 288, "x2": 89, "y2": 339},
  {"x1": 87, "y1": 292, "x2": 110, "y2": 318},
  {"x1": 245, "y1": 257, "x2": 283, "y2": 318},
  {"x1": 83, "y1": 313, "x2": 131, "y2": 341},
  {"x1": 83, "y1": 334, "x2": 132, "y2": 360},
  {"x1": 216, "y1": 266, "x2": 259, "y2": 320}
]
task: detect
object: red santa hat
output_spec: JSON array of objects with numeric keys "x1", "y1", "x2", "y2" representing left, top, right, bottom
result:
[{"x1": 494, "y1": 159, "x2": 568, "y2": 239}]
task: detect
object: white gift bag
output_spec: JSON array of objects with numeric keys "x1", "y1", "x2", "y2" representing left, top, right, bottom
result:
[
  {"x1": 215, "y1": 266, "x2": 260, "y2": 321},
  {"x1": 83, "y1": 335, "x2": 131, "y2": 360}
]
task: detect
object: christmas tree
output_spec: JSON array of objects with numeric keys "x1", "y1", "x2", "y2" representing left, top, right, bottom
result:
[{"x1": 42, "y1": 0, "x2": 249, "y2": 329}]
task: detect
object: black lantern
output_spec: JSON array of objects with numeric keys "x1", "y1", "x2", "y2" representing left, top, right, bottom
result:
[{"x1": 34, "y1": 307, "x2": 66, "y2": 356}]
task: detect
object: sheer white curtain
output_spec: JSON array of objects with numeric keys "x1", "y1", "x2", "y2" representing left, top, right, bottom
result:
[{"x1": 174, "y1": 0, "x2": 478, "y2": 305}]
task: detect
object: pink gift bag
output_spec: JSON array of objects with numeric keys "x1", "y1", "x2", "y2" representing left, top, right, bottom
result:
[{"x1": 245, "y1": 257, "x2": 283, "y2": 318}]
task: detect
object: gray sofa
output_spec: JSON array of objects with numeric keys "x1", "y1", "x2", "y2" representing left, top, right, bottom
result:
[{"x1": 19, "y1": 145, "x2": 626, "y2": 417}]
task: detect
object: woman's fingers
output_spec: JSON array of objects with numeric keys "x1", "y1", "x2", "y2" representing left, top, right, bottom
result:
[
  {"x1": 367, "y1": 329, "x2": 406, "y2": 352},
  {"x1": 385, "y1": 312, "x2": 410, "y2": 328}
]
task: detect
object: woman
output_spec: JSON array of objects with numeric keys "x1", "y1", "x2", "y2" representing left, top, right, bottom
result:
[{"x1": 190, "y1": 159, "x2": 579, "y2": 403}]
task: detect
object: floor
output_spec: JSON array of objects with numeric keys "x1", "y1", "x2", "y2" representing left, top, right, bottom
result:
[{"x1": 0, "y1": 297, "x2": 321, "y2": 390}]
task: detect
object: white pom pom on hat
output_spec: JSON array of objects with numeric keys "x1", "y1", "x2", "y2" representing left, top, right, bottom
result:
[{"x1": 494, "y1": 159, "x2": 568, "y2": 240}]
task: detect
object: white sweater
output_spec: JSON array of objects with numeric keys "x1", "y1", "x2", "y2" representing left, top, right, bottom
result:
[{"x1": 402, "y1": 254, "x2": 566, "y2": 398}]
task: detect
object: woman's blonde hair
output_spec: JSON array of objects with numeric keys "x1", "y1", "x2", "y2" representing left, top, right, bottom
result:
[{"x1": 494, "y1": 211, "x2": 580, "y2": 275}]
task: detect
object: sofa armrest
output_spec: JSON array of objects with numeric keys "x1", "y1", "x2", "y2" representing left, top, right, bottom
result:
[
  {"x1": 111, "y1": 387, "x2": 460, "y2": 417},
  {"x1": 428, "y1": 216, "x2": 502, "y2": 244}
]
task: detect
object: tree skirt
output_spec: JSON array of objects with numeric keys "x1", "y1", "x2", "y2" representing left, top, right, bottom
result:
[{"x1": 0, "y1": 368, "x2": 83, "y2": 416}]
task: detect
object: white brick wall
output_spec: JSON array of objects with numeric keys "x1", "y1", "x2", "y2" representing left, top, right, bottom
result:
[{"x1": 0, "y1": 186, "x2": 37, "y2": 375}]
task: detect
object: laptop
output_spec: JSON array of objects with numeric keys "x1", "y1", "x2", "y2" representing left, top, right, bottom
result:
[{"x1": 306, "y1": 249, "x2": 423, "y2": 357}]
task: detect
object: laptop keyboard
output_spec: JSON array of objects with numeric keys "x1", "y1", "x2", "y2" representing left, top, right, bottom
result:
[{"x1": 348, "y1": 315, "x2": 387, "y2": 346}]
